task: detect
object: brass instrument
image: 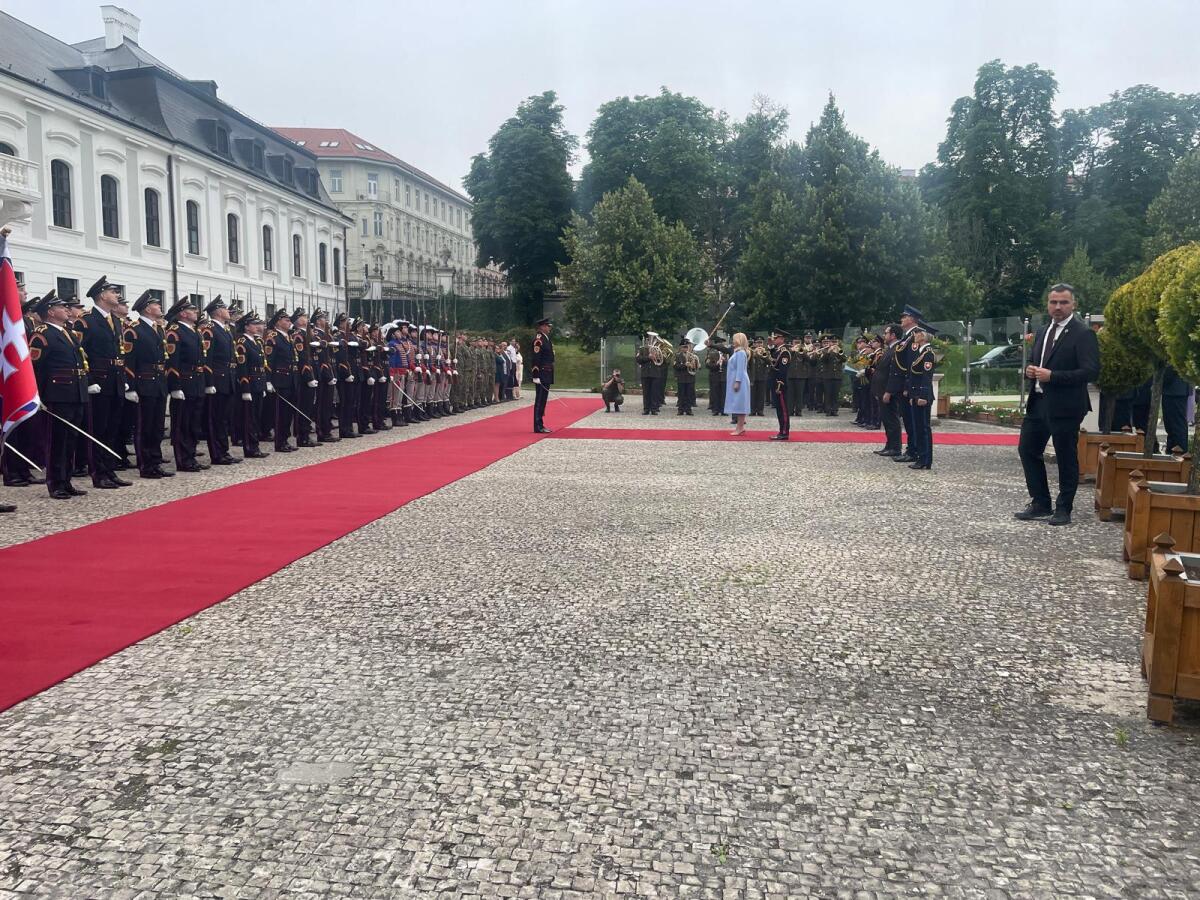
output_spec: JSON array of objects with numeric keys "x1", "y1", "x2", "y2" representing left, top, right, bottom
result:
[
  {"x1": 683, "y1": 348, "x2": 700, "y2": 374},
  {"x1": 643, "y1": 332, "x2": 675, "y2": 366}
]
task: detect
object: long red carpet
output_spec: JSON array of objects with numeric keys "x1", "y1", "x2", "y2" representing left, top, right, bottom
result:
[
  {"x1": 0, "y1": 399, "x2": 601, "y2": 713},
  {"x1": 551, "y1": 428, "x2": 1019, "y2": 446}
]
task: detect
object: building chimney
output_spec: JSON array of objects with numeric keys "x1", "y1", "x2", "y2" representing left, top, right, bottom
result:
[{"x1": 101, "y1": 5, "x2": 141, "y2": 50}]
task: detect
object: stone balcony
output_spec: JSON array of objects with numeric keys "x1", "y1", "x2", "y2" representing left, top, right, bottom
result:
[{"x1": 0, "y1": 154, "x2": 40, "y2": 225}]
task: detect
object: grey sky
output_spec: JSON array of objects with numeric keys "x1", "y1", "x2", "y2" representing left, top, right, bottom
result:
[{"x1": 9, "y1": 1, "x2": 1198, "y2": 191}]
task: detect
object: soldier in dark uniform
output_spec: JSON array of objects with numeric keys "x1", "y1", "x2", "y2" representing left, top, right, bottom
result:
[
  {"x1": 749, "y1": 336, "x2": 768, "y2": 416},
  {"x1": 886, "y1": 306, "x2": 922, "y2": 463},
  {"x1": 310, "y1": 309, "x2": 337, "y2": 441},
  {"x1": 28, "y1": 293, "x2": 88, "y2": 499},
  {"x1": 76, "y1": 275, "x2": 131, "y2": 489},
  {"x1": 121, "y1": 292, "x2": 172, "y2": 478},
  {"x1": 4, "y1": 290, "x2": 45, "y2": 490},
  {"x1": 769, "y1": 328, "x2": 792, "y2": 441},
  {"x1": 368, "y1": 323, "x2": 390, "y2": 431},
  {"x1": 905, "y1": 326, "x2": 937, "y2": 470},
  {"x1": 636, "y1": 335, "x2": 659, "y2": 416},
  {"x1": 113, "y1": 294, "x2": 137, "y2": 469},
  {"x1": 354, "y1": 320, "x2": 376, "y2": 435},
  {"x1": 235, "y1": 311, "x2": 269, "y2": 459},
  {"x1": 705, "y1": 336, "x2": 726, "y2": 415},
  {"x1": 163, "y1": 297, "x2": 208, "y2": 472},
  {"x1": 530, "y1": 317, "x2": 554, "y2": 433},
  {"x1": 871, "y1": 327, "x2": 904, "y2": 456},
  {"x1": 601, "y1": 368, "x2": 625, "y2": 412},
  {"x1": 674, "y1": 336, "x2": 697, "y2": 415},
  {"x1": 291, "y1": 308, "x2": 319, "y2": 448},
  {"x1": 199, "y1": 296, "x2": 240, "y2": 466},
  {"x1": 265, "y1": 309, "x2": 299, "y2": 453},
  {"x1": 787, "y1": 336, "x2": 807, "y2": 419},
  {"x1": 653, "y1": 343, "x2": 668, "y2": 412},
  {"x1": 333, "y1": 312, "x2": 361, "y2": 439}
]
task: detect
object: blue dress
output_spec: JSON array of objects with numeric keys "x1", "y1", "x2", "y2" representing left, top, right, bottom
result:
[{"x1": 725, "y1": 349, "x2": 750, "y2": 415}]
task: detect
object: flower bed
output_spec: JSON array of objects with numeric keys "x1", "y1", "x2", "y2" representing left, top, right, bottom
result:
[{"x1": 947, "y1": 401, "x2": 1024, "y2": 429}]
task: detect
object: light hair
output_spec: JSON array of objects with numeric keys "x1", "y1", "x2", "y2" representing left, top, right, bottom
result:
[{"x1": 731, "y1": 332, "x2": 749, "y2": 356}]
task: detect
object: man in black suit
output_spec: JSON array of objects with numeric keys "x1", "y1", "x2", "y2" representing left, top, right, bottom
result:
[
  {"x1": 872, "y1": 324, "x2": 904, "y2": 456},
  {"x1": 1015, "y1": 284, "x2": 1101, "y2": 526}
]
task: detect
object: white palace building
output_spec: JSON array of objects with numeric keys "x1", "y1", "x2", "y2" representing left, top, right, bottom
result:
[{"x1": 0, "y1": 6, "x2": 352, "y2": 314}]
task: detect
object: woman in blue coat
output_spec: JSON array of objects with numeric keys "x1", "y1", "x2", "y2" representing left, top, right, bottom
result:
[{"x1": 725, "y1": 331, "x2": 751, "y2": 435}]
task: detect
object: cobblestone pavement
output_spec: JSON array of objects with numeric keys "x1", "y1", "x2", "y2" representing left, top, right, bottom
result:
[{"x1": 2, "y1": 400, "x2": 1199, "y2": 898}]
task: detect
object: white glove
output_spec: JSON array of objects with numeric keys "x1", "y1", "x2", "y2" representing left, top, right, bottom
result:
[
  {"x1": 347, "y1": 375, "x2": 355, "y2": 383},
  {"x1": 309, "y1": 341, "x2": 321, "y2": 347},
  {"x1": 330, "y1": 340, "x2": 341, "y2": 347},
  {"x1": 266, "y1": 382, "x2": 275, "y2": 393},
  {"x1": 125, "y1": 390, "x2": 139, "y2": 403},
  {"x1": 87, "y1": 383, "x2": 102, "y2": 395},
  {"x1": 330, "y1": 378, "x2": 338, "y2": 385},
  {"x1": 170, "y1": 389, "x2": 185, "y2": 400},
  {"x1": 533, "y1": 377, "x2": 541, "y2": 385},
  {"x1": 241, "y1": 392, "x2": 252, "y2": 401},
  {"x1": 205, "y1": 386, "x2": 216, "y2": 395},
  {"x1": 308, "y1": 379, "x2": 318, "y2": 388},
  {"x1": 367, "y1": 377, "x2": 376, "y2": 386},
  {"x1": 349, "y1": 341, "x2": 360, "y2": 347}
]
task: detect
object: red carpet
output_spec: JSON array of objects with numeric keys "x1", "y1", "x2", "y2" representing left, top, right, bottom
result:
[
  {"x1": 0, "y1": 399, "x2": 601, "y2": 713},
  {"x1": 551, "y1": 427, "x2": 1019, "y2": 446}
]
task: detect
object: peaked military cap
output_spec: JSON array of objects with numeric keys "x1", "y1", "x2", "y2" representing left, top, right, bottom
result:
[
  {"x1": 86, "y1": 275, "x2": 116, "y2": 299},
  {"x1": 772, "y1": 328, "x2": 791, "y2": 339},
  {"x1": 267, "y1": 309, "x2": 291, "y2": 329},
  {"x1": 21, "y1": 297, "x2": 40, "y2": 314},
  {"x1": 165, "y1": 297, "x2": 196, "y2": 320},
  {"x1": 901, "y1": 304, "x2": 923, "y2": 320},
  {"x1": 131, "y1": 290, "x2": 160, "y2": 313},
  {"x1": 291, "y1": 307, "x2": 306, "y2": 320},
  {"x1": 227, "y1": 299, "x2": 244, "y2": 316},
  {"x1": 311, "y1": 308, "x2": 327, "y2": 321},
  {"x1": 35, "y1": 292, "x2": 67, "y2": 317},
  {"x1": 236, "y1": 310, "x2": 262, "y2": 330},
  {"x1": 536, "y1": 317, "x2": 551, "y2": 327},
  {"x1": 204, "y1": 295, "x2": 226, "y2": 314},
  {"x1": 333, "y1": 312, "x2": 348, "y2": 327}
]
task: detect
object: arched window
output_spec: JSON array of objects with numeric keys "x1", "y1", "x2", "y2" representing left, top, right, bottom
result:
[
  {"x1": 144, "y1": 188, "x2": 161, "y2": 247},
  {"x1": 318, "y1": 242, "x2": 328, "y2": 283},
  {"x1": 262, "y1": 224, "x2": 274, "y2": 271},
  {"x1": 0, "y1": 142, "x2": 16, "y2": 156},
  {"x1": 50, "y1": 160, "x2": 73, "y2": 229},
  {"x1": 292, "y1": 234, "x2": 302, "y2": 277},
  {"x1": 100, "y1": 175, "x2": 120, "y2": 238},
  {"x1": 226, "y1": 213, "x2": 240, "y2": 264},
  {"x1": 186, "y1": 200, "x2": 201, "y2": 254}
]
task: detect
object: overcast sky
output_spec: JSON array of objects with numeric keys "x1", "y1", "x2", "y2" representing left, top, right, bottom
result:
[{"x1": 9, "y1": 1, "x2": 1198, "y2": 191}]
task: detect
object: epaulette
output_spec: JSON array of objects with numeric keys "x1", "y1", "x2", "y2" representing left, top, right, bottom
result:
[{"x1": 33, "y1": 324, "x2": 47, "y2": 334}]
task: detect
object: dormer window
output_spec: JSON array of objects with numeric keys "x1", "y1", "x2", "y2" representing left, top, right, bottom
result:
[
  {"x1": 215, "y1": 125, "x2": 229, "y2": 156},
  {"x1": 252, "y1": 142, "x2": 265, "y2": 170},
  {"x1": 90, "y1": 70, "x2": 107, "y2": 100},
  {"x1": 281, "y1": 156, "x2": 293, "y2": 183}
]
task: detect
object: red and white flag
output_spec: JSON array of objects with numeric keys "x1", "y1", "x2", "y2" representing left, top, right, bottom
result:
[{"x1": 0, "y1": 232, "x2": 39, "y2": 436}]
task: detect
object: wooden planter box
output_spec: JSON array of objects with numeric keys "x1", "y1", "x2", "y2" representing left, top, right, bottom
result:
[
  {"x1": 1124, "y1": 477, "x2": 1200, "y2": 579},
  {"x1": 1094, "y1": 447, "x2": 1189, "y2": 521},
  {"x1": 1142, "y1": 534, "x2": 1200, "y2": 724},
  {"x1": 1078, "y1": 427, "x2": 1143, "y2": 483},
  {"x1": 937, "y1": 394, "x2": 950, "y2": 417}
]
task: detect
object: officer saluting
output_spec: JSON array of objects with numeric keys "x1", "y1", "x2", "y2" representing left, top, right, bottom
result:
[
  {"x1": 28, "y1": 292, "x2": 89, "y2": 499},
  {"x1": 531, "y1": 317, "x2": 554, "y2": 433},
  {"x1": 77, "y1": 275, "x2": 131, "y2": 489}
]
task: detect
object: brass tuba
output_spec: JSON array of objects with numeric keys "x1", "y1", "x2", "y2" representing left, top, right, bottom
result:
[{"x1": 684, "y1": 347, "x2": 700, "y2": 373}]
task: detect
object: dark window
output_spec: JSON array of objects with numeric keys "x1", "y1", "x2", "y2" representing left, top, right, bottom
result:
[
  {"x1": 215, "y1": 126, "x2": 230, "y2": 156},
  {"x1": 252, "y1": 143, "x2": 265, "y2": 170},
  {"x1": 318, "y1": 243, "x2": 328, "y2": 282},
  {"x1": 100, "y1": 175, "x2": 119, "y2": 238},
  {"x1": 333, "y1": 248, "x2": 341, "y2": 286},
  {"x1": 226, "y1": 213, "x2": 240, "y2": 264},
  {"x1": 262, "y1": 224, "x2": 274, "y2": 271},
  {"x1": 147, "y1": 289, "x2": 165, "y2": 303},
  {"x1": 144, "y1": 188, "x2": 161, "y2": 247},
  {"x1": 292, "y1": 234, "x2": 302, "y2": 277},
  {"x1": 56, "y1": 277, "x2": 78, "y2": 301},
  {"x1": 186, "y1": 200, "x2": 200, "y2": 254},
  {"x1": 281, "y1": 157, "x2": 293, "y2": 183},
  {"x1": 90, "y1": 70, "x2": 106, "y2": 99},
  {"x1": 0, "y1": 142, "x2": 15, "y2": 156},
  {"x1": 50, "y1": 160, "x2": 72, "y2": 228}
]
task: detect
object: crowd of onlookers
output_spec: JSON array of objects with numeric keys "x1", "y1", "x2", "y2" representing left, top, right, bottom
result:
[{"x1": 492, "y1": 338, "x2": 523, "y2": 402}]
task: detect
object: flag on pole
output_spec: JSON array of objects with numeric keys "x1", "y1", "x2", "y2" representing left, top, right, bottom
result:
[{"x1": 0, "y1": 231, "x2": 39, "y2": 436}]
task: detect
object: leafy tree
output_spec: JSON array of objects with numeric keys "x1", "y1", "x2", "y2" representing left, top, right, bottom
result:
[
  {"x1": 465, "y1": 91, "x2": 576, "y2": 323},
  {"x1": 560, "y1": 178, "x2": 712, "y2": 351},
  {"x1": 1152, "y1": 242, "x2": 1200, "y2": 484},
  {"x1": 1145, "y1": 150, "x2": 1200, "y2": 259},
  {"x1": 920, "y1": 61, "x2": 1064, "y2": 316},
  {"x1": 1095, "y1": 325, "x2": 1150, "y2": 432},
  {"x1": 1055, "y1": 243, "x2": 1117, "y2": 313}
]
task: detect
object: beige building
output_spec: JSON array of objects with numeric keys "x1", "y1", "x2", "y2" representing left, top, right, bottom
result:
[{"x1": 273, "y1": 128, "x2": 505, "y2": 301}]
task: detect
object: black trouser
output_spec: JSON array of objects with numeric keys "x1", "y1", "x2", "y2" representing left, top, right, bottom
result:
[
  {"x1": 1019, "y1": 394, "x2": 1084, "y2": 512},
  {"x1": 260, "y1": 392, "x2": 275, "y2": 439},
  {"x1": 206, "y1": 391, "x2": 232, "y2": 461},
  {"x1": 898, "y1": 395, "x2": 914, "y2": 451},
  {"x1": 120, "y1": 396, "x2": 137, "y2": 459},
  {"x1": 1162, "y1": 393, "x2": 1189, "y2": 453},
  {"x1": 879, "y1": 393, "x2": 902, "y2": 450},
  {"x1": 44, "y1": 401, "x2": 83, "y2": 492},
  {"x1": 751, "y1": 379, "x2": 765, "y2": 415},
  {"x1": 642, "y1": 377, "x2": 660, "y2": 413},
  {"x1": 242, "y1": 393, "x2": 264, "y2": 455},
  {"x1": 87, "y1": 388, "x2": 123, "y2": 482},
  {"x1": 911, "y1": 400, "x2": 932, "y2": 466},
  {"x1": 533, "y1": 382, "x2": 550, "y2": 430},
  {"x1": 824, "y1": 379, "x2": 841, "y2": 414},
  {"x1": 170, "y1": 396, "x2": 203, "y2": 467},
  {"x1": 338, "y1": 379, "x2": 358, "y2": 437},
  {"x1": 708, "y1": 375, "x2": 724, "y2": 414},
  {"x1": 788, "y1": 379, "x2": 805, "y2": 416},
  {"x1": 317, "y1": 381, "x2": 335, "y2": 437},
  {"x1": 775, "y1": 380, "x2": 790, "y2": 436},
  {"x1": 135, "y1": 394, "x2": 167, "y2": 473},
  {"x1": 274, "y1": 388, "x2": 296, "y2": 450},
  {"x1": 358, "y1": 379, "x2": 373, "y2": 431},
  {"x1": 296, "y1": 382, "x2": 317, "y2": 444},
  {"x1": 677, "y1": 381, "x2": 695, "y2": 412}
]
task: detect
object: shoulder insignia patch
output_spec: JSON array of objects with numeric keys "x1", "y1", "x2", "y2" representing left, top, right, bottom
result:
[{"x1": 924, "y1": 361, "x2": 932, "y2": 370}]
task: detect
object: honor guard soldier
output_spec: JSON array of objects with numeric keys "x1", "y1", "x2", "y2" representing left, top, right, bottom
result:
[
  {"x1": 906, "y1": 326, "x2": 937, "y2": 470},
  {"x1": 636, "y1": 333, "x2": 659, "y2": 416},
  {"x1": 164, "y1": 297, "x2": 208, "y2": 472},
  {"x1": 122, "y1": 292, "x2": 172, "y2": 479},
  {"x1": 530, "y1": 317, "x2": 554, "y2": 433},
  {"x1": 76, "y1": 276, "x2": 131, "y2": 489},
  {"x1": 819, "y1": 335, "x2": 845, "y2": 416},
  {"x1": 234, "y1": 311, "x2": 269, "y2": 459},
  {"x1": 354, "y1": 320, "x2": 375, "y2": 434},
  {"x1": 291, "y1": 308, "x2": 319, "y2": 447},
  {"x1": 787, "y1": 335, "x2": 807, "y2": 418},
  {"x1": 332, "y1": 313, "x2": 361, "y2": 438},
  {"x1": 885, "y1": 306, "x2": 922, "y2": 463},
  {"x1": 369, "y1": 323, "x2": 391, "y2": 431},
  {"x1": 674, "y1": 336, "x2": 697, "y2": 415},
  {"x1": 386, "y1": 322, "x2": 408, "y2": 426},
  {"x1": 769, "y1": 328, "x2": 792, "y2": 440},
  {"x1": 309, "y1": 309, "x2": 337, "y2": 441},
  {"x1": 265, "y1": 309, "x2": 300, "y2": 452},
  {"x1": 28, "y1": 293, "x2": 89, "y2": 499},
  {"x1": 705, "y1": 336, "x2": 727, "y2": 416},
  {"x1": 199, "y1": 296, "x2": 240, "y2": 466}
]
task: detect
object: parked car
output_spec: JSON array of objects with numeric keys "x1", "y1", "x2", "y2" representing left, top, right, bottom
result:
[{"x1": 969, "y1": 344, "x2": 1023, "y2": 369}]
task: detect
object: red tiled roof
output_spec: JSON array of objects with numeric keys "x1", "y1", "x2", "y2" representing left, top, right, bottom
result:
[{"x1": 272, "y1": 127, "x2": 467, "y2": 202}]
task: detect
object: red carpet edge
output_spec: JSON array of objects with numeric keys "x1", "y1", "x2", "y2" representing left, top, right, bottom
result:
[
  {"x1": 0, "y1": 398, "x2": 602, "y2": 714},
  {"x1": 550, "y1": 427, "x2": 1019, "y2": 446}
]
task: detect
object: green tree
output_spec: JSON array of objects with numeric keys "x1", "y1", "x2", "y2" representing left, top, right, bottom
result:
[
  {"x1": 560, "y1": 178, "x2": 712, "y2": 351},
  {"x1": 920, "y1": 60, "x2": 1064, "y2": 316},
  {"x1": 1055, "y1": 243, "x2": 1117, "y2": 313},
  {"x1": 465, "y1": 91, "x2": 576, "y2": 323},
  {"x1": 1095, "y1": 325, "x2": 1151, "y2": 433},
  {"x1": 1152, "y1": 243, "x2": 1200, "y2": 484},
  {"x1": 1145, "y1": 150, "x2": 1200, "y2": 259}
]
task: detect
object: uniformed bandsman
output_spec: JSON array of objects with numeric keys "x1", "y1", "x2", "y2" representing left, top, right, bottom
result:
[
  {"x1": 310, "y1": 309, "x2": 337, "y2": 442},
  {"x1": 674, "y1": 336, "x2": 697, "y2": 416},
  {"x1": 705, "y1": 336, "x2": 726, "y2": 416},
  {"x1": 749, "y1": 336, "x2": 769, "y2": 416},
  {"x1": 28, "y1": 293, "x2": 89, "y2": 499}
]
